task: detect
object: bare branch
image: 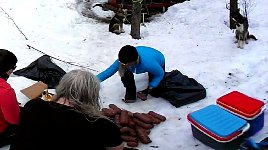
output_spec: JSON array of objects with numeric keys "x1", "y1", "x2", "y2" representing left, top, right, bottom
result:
[
  {"x1": 239, "y1": 0, "x2": 256, "y2": 19},
  {"x1": 0, "y1": 7, "x2": 28, "y2": 40}
]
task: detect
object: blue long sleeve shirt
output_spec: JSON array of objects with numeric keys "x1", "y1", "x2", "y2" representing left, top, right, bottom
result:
[{"x1": 97, "y1": 46, "x2": 165, "y2": 88}]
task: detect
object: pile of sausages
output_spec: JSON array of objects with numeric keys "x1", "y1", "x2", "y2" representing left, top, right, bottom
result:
[{"x1": 101, "y1": 104, "x2": 166, "y2": 148}]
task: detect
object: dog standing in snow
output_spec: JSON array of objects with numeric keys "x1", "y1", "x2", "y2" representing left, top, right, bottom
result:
[{"x1": 231, "y1": 9, "x2": 257, "y2": 49}]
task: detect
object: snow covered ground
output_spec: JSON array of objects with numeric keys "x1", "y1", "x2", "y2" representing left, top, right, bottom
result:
[{"x1": 0, "y1": 0, "x2": 267, "y2": 149}]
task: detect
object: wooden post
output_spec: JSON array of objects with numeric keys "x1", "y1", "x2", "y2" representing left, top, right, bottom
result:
[{"x1": 229, "y1": 0, "x2": 238, "y2": 29}]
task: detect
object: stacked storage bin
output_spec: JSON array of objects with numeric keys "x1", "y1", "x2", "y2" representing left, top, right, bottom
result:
[
  {"x1": 187, "y1": 105, "x2": 250, "y2": 150},
  {"x1": 216, "y1": 91, "x2": 266, "y2": 136}
]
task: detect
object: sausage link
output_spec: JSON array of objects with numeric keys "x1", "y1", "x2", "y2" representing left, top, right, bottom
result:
[
  {"x1": 148, "y1": 111, "x2": 166, "y2": 121},
  {"x1": 146, "y1": 113, "x2": 161, "y2": 124},
  {"x1": 133, "y1": 112, "x2": 153, "y2": 124},
  {"x1": 108, "y1": 104, "x2": 122, "y2": 114},
  {"x1": 135, "y1": 127, "x2": 152, "y2": 144},
  {"x1": 132, "y1": 118, "x2": 154, "y2": 129},
  {"x1": 119, "y1": 110, "x2": 129, "y2": 126},
  {"x1": 120, "y1": 127, "x2": 136, "y2": 136},
  {"x1": 127, "y1": 115, "x2": 136, "y2": 128},
  {"x1": 101, "y1": 108, "x2": 116, "y2": 118},
  {"x1": 121, "y1": 135, "x2": 138, "y2": 142}
]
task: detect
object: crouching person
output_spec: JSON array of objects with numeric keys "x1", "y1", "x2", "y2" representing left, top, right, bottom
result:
[
  {"x1": 97, "y1": 45, "x2": 165, "y2": 103},
  {"x1": 10, "y1": 69, "x2": 124, "y2": 150}
]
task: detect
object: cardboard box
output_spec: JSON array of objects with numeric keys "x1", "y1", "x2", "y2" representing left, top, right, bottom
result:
[{"x1": 20, "y1": 81, "x2": 48, "y2": 100}]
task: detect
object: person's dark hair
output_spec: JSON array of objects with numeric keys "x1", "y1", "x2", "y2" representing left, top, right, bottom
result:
[
  {"x1": 53, "y1": 69, "x2": 102, "y2": 117},
  {"x1": 118, "y1": 45, "x2": 138, "y2": 64},
  {"x1": 0, "y1": 49, "x2": 17, "y2": 79}
]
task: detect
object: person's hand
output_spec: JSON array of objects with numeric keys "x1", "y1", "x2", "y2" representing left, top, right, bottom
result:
[
  {"x1": 137, "y1": 91, "x2": 147, "y2": 101},
  {"x1": 137, "y1": 87, "x2": 153, "y2": 101}
]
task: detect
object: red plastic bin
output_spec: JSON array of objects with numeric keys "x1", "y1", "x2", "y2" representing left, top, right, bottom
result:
[{"x1": 216, "y1": 91, "x2": 265, "y2": 136}]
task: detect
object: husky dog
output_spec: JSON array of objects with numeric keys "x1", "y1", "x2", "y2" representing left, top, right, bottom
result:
[
  {"x1": 93, "y1": 3, "x2": 126, "y2": 35},
  {"x1": 109, "y1": 12, "x2": 126, "y2": 35},
  {"x1": 231, "y1": 9, "x2": 257, "y2": 49}
]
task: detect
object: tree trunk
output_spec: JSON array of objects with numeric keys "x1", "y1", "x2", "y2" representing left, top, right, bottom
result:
[
  {"x1": 230, "y1": 0, "x2": 238, "y2": 29},
  {"x1": 130, "y1": 2, "x2": 141, "y2": 39}
]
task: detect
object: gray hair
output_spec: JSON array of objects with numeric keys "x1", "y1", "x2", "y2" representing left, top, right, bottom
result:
[{"x1": 53, "y1": 69, "x2": 102, "y2": 117}]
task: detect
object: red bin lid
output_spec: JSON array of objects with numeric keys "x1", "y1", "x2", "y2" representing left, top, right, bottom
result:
[{"x1": 216, "y1": 91, "x2": 265, "y2": 119}]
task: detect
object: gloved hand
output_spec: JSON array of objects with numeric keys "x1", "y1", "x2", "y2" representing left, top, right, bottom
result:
[{"x1": 137, "y1": 87, "x2": 153, "y2": 101}]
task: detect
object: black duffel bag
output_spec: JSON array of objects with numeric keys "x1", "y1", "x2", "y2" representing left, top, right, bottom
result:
[{"x1": 151, "y1": 70, "x2": 206, "y2": 107}]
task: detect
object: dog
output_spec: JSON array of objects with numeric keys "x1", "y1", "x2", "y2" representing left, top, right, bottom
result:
[
  {"x1": 93, "y1": 3, "x2": 127, "y2": 35},
  {"x1": 108, "y1": 12, "x2": 126, "y2": 34},
  {"x1": 231, "y1": 9, "x2": 257, "y2": 49}
]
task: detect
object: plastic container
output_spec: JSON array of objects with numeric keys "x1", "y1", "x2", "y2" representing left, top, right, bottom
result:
[
  {"x1": 187, "y1": 105, "x2": 250, "y2": 150},
  {"x1": 216, "y1": 91, "x2": 265, "y2": 136}
]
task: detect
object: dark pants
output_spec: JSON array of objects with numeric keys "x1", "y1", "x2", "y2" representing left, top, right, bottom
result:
[
  {"x1": 121, "y1": 70, "x2": 136, "y2": 100},
  {"x1": 121, "y1": 64, "x2": 165, "y2": 99},
  {"x1": 0, "y1": 124, "x2": 17, "y2": 148}
]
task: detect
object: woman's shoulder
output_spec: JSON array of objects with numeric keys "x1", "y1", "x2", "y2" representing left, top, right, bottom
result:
[
  {"x1": 24, "y1": 98, "x2": 44, "y2": 105},
  {"x1": 23, "y1": 98, "x2": 63, "y2": 110}
]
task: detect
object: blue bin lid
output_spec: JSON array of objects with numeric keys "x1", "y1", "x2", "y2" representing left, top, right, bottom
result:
[{"x1": 190, "y1": 105, "x2": 247, "y2": 137}]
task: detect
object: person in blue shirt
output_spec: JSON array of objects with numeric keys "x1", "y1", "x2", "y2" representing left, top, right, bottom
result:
[{"x1": 97, "y1": 45, "x2": 165, "y2": 103}]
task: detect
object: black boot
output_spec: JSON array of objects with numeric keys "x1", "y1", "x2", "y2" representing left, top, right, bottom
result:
[{"x1": 124, "y1": 87, "x2": 136, "y2": 103}]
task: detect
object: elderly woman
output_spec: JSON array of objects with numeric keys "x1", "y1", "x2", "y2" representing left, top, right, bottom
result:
[{"x1": 10, "y1": 69, "x2": 124, "y2": 150}]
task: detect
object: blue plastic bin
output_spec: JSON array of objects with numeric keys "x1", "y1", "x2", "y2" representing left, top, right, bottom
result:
[{"x1": 187, "y1": 105, "x2": 250, "y2": 150}]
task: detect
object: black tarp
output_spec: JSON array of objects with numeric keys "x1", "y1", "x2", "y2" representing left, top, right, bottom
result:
[
  {"x1": 151, "y1": 70, "x2": 206, "y2": 107},
  {"x1": 13, "y1": 55, "x2": 66, "y2": 89}
]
